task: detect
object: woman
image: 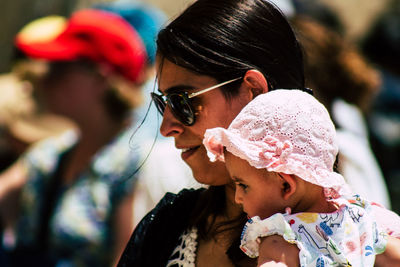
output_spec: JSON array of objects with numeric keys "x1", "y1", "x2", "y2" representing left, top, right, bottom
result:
[
  {"x1": 0, "y1": 9, "x2": 146, "y2": 266},
  {"x1": 118, "y1": 0, "x2": 304, "y2": 266}
]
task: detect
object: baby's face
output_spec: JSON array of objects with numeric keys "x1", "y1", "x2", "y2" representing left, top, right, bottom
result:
[{"x1": 224, "y1": 151, "x2": 284, "y2": 219}]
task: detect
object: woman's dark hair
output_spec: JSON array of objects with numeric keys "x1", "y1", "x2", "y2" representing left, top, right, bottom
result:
[
  {"x1": 156, "y1": 0, "x2": 304, "y2": 265},
  {"x1": 157, "y1": 0, "x2": 305, "y2": 98}
]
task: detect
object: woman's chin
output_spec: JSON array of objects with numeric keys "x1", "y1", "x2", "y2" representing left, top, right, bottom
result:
[
  {"x1": 191, "y1": 166, "x2": 231, "y2": 186},
  {"x1": 186, "y1": 149, "x2": 230, "y2": 186}
]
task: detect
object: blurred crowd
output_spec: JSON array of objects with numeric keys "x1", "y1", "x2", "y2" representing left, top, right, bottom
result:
[{"x1": 0, "y1": 0, "x2": 399, "y2": 266}]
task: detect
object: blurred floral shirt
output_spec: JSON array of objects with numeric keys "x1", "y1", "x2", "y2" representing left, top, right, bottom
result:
[{"x1": 13, "y1": 125, "x2": 138, "y2": 267}]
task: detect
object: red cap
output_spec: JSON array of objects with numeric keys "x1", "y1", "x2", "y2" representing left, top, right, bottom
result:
[{"x1": 15, "y1": 9, "x2": 147, "y2": 83}]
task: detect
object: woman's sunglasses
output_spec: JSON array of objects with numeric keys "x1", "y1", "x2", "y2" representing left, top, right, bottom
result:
[{"x1": 151, "y1": 77, "x2": 242, "y2": 126}]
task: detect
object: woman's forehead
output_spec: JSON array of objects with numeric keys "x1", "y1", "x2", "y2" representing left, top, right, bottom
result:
[{"x1": 156, "y1": 58, "x2": 217, "y2": 92}]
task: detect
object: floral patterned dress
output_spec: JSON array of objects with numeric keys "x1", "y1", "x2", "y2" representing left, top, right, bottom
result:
[{"x1": 12, "y1": 126, "x2": 138, "y2": 266}]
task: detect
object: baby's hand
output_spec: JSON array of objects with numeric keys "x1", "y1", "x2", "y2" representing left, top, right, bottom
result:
[{"x1": 240, "y1": 214, "x2": 297, "y2": 258}]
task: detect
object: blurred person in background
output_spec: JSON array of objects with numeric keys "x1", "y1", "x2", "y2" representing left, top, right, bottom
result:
[
  {"x1": 291, "y1": 0, "x2": 345, "y2": 35},
  {"x1": 0, "y1": 72, "x2": 37, "y2": 170},
  {"x1": 361, "y1": 0, "x2": 400, "y2": 214},
  {"x1": 0, "y1": 57, "x2": 76, "y2": 173},
  {"x1": 290, "y1": 15, "x2": 391, "y2": 209},
  {"x1": 0, "y1": 66, "x2": 75, "y2": 266},
  {"x1": 94, "y1": 0, "x2": 197, "y2": 227},
  {"x1": 0, "y1": 9, "x2": 146, "y2": 266}
]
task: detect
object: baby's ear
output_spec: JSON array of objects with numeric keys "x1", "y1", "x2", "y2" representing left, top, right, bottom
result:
[{"x1": 278, "y1": 173, "x2": 297, "y2": 200}]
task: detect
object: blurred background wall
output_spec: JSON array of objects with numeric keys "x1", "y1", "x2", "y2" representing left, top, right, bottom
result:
[
  {"x1": 0, "y1": 0, "x2": 392, "y2": 74},
  {"x1": 319, "y1": 0, "x2": 390, "y2": 40}
]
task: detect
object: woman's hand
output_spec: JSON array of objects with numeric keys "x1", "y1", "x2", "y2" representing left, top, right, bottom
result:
[
  {"x1": 0, "y1": 160, "x2": 27, "y2": 226},
  {"x1": 375, "y1": 235, "x2": 400, "y2": 266},
  {"x1": 260, "y1": 261, "x2": 289, "y2": 267},
  {"x1": 258, "y1": 235, "x2": 299, "y2": 267}
]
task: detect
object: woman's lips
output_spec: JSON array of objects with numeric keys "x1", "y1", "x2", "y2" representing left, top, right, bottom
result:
[{"x1": 181, "y1": 146, "x2": 200, "y2": 160}]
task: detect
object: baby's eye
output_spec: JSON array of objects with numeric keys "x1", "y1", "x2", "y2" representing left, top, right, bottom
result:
[{"x1": 236, "y1": 182, "x2": 248, "y2": 192}]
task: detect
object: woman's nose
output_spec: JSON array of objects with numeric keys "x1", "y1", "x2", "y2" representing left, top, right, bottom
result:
[{"x1": 159, "y1": 105, "x2": 184, "y2": 137}]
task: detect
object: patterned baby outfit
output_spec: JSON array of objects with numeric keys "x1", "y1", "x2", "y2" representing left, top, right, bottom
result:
[{"x1": 240, "y1": 195, "x2": 387, "y2": 267}]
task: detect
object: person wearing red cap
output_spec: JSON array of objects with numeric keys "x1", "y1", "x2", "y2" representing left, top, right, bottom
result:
[
  {"x1": 94, "y1": 0, "x2": 201, "y2": 228},
  {"x1": 0, "y1": 9, "x2": 146, "y2": 267}
]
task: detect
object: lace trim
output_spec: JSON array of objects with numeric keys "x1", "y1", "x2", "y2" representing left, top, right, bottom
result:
[
  {"x1": 203, "y1": 90, "x2": 351, "y2": 197},
  {"x1": 166, "y1": 227, "x2": 198, "y2": 267}
]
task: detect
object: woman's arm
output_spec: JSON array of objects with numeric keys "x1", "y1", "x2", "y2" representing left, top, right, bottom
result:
[
  {"x1": 0, "y1": 160, "x2": 28, "y2": 227},
  {"x1": 0, "y1": 160, "x2": 27, "y2": 199},
  {"x1": 375, "y1": 235, "x2": 400, "y2": 266},
  {"x1": 258, "y1": 235, "x2": 300, "y2": 267},
  {"x1": 111, "y1": 193, "x2": 135, "y2": 267}
]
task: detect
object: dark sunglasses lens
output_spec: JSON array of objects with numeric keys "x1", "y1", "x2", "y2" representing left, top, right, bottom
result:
[
  {"x1": 151, "y1": 93, "x2": 166, "y2": 115},
  {"x1": 168, "y1": 94, "x2": 195, "y2": 126}
]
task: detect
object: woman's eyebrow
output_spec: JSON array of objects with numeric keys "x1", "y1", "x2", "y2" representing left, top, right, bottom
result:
[{"x1": 159, "y1": 85, "x2": 197, "y2": 95}]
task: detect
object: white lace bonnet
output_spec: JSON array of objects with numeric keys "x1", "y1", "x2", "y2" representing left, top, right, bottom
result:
[{"x1": 203, "y1": 89, "x2": 350, "y2": 197}]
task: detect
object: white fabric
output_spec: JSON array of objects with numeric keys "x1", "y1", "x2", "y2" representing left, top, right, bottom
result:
[
  {"x1": 240, "y1": 213, "x2": 297, "y2": 258},
  {"x1": 204, "y1": 90, "x2": 350, "y2": 198},
  {"x1": 332, "y1": 98, "x2": 391, "y2": 208},
  {"x1": 371, "y1": 204, "x2": 400, "y2": 239},
  {"x1": 166, "y1": 227, "x2": 198, "y2": 267},
  {"x1": 240, "y1": 196, "x2": 388, "y2": 266}
]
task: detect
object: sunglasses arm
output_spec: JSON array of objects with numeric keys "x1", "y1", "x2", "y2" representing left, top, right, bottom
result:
[{"x1": 188, "y1": 77, "x2": 242, "y2": 98}]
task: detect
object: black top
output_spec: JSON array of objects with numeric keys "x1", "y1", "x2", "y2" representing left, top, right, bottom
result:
[{"x1": 117, "y1": 188, "x2": 205, "y2": 267}]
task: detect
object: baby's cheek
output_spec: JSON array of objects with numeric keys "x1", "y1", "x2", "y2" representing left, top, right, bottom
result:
[
  {"x1": 248, "y1": 204, "x2": 265, "y2": 218},
  {"x1": 252, "y1": 203, "x2": 272, "y2": 220}
]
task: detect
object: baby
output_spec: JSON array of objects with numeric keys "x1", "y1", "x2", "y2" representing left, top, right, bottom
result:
[{"x1": 203, "y1": 90, "x2": 400, "y2": 266}]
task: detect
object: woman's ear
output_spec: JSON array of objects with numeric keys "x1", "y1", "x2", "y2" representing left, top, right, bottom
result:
[
  {"x1": 278, "y1": 173, "x2": 297, "y2": 200},
  {"x1": 243, "y1": 69, "x2": 269, "y2": 99}
]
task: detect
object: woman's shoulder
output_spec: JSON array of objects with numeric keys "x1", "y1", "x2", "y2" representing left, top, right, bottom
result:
[
  {"x1": 117, "y1": 188, "x2": 205, "y2": 267},
  {"x1": 136, "y1": 187, "x2": 205, "y2": 233},
  {"x1": 157, "y1": 187, "x2": 205, "y2": 209}
]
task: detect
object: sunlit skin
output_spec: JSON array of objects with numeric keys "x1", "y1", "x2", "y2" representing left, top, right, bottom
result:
[
  {"x1": 226, "y1": 149, "x2": 400, "y2": 266},
  {"x1": 224, "y1": 151, "x2": 338, "y2": 267},
  {"x1": 224, "y1": 151, "x2": 339, "y2": 219},
  {"x1": 224, "y1": 151, "x2": 303, "y2": 266},
  {"x1": 157, "y1": 58, "x2": 252, "y2": 186},
  {"x1": 224, "y1": 151, "x2": 288, "y2": 219}
]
